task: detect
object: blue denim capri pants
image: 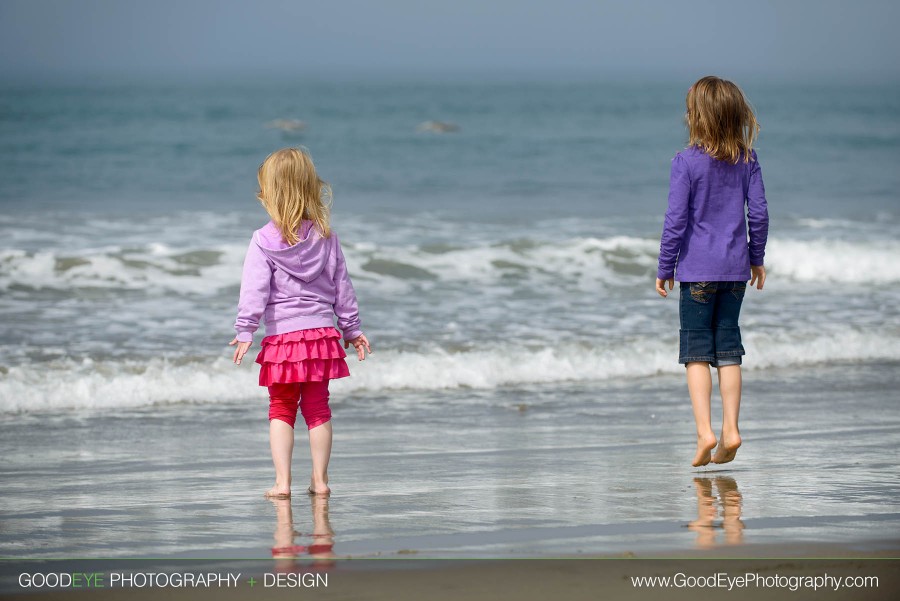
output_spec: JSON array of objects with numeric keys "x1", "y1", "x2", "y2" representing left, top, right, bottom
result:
[{"x1": 679, "y1": 281, "x2": 747, "y2": 367}]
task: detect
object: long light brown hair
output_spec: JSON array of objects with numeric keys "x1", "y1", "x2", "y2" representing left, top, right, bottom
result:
[
  {"x1": 257, "y1": 147, "x2": 332, "y2": 245},
  {"x1": 686, "y1": 76, "x2": 760, "y2": 164}
]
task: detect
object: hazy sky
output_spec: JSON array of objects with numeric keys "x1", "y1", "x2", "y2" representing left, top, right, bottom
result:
[{"x1": 1, "y1": 0, "x2": 898, "y2": 82}]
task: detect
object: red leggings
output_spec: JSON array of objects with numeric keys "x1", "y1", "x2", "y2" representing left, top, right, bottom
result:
[{"x1": 267, "y1": 381, "x2": 331, "y2": 430}]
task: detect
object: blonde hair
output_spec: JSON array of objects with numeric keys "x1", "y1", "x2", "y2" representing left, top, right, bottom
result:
[
  {"x1": 686, "y1": 76, "x2": 760, "y2": 164},
  {"x1": 256, "y1": 147, "x2": 332, "y2": 245}
]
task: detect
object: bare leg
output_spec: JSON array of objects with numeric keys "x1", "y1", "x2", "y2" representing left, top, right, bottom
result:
[
  {"x1": 266, "y1": 419, "x2": 294, "y2": 498},
  {"x1": 712, "y1": 365, "x2": 742, "y2": 464},
  {"x1": 687, "y1": 362, "x2": 717, "y2": 467},
  {"x1": 308, "y1": 420, "x2": 332, "y2": 495}
]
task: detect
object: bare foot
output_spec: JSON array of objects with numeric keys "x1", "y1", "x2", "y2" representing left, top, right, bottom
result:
[
  {"x1": 309, "y1": 474, "x2": 330, "y2": 496},
  {"x1": 308, "y1": 484, "x2": 331, "y2": 496},
  {"x1": 692, "y1": 433, "x2": 718, "y2": 467},
  {"x1": 265, "y1": 485, "x2": 291, "y2": 499},
  {"x1": 712, "y1": 432, "x2": 742, "y2": 464}
]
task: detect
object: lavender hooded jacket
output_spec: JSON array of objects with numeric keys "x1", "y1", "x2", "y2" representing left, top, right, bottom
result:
[
  {"x1": 234, "y1": 220, "x2": 362, "y2": 343},
  {"x1": 657, "y1": 146, "x2": 769, "y2": 282}
]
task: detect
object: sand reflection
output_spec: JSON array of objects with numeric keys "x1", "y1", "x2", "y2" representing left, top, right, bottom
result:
[
  {"x1": 688, "y1": 476, "x2": 745, "y2": 548},
  {"x1": 270, "y1": 494, "x2": 336, "y2": 570}
]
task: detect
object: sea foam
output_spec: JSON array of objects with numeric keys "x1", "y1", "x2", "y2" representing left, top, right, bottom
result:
[
  {"x1": 3, "y1": 235, "x2": 897, "y2": 296},
  {"x1": 2, "y1": 327, "x2": 897, "y2": 414}
]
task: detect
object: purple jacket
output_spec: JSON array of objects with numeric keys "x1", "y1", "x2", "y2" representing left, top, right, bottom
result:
[
  {"x1": 658, "y1": 146, "x2": 769, "y2": 282},
  {"x1": 234, "y1": 220, "x2": 362, "y2": 343}
]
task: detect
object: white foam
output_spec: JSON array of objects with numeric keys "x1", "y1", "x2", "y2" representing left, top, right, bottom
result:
[
  {"x1": 2, "y1": 230, "x2": 897, "y2": 295},
  {"x1": 0, "y1": 357, "x2": 259, "y2": 414},
  {"x1": 0, "y1": 243, "x2": 246, "y2": 295},
  {"x1": 338, "y1": 235, "x2": 661, "y2": 295},
  {"x1": 337, "y1": 328, "x2": 900, "y2": 393},
  {"x1": 2, "y1": 327, "x2": 898, "y2": 414},
  {"x1": 768, "y1": 238, "x2": 900, "y2": 284}
]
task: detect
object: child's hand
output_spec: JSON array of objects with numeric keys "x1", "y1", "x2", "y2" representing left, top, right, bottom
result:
[
  {"x1": 344, "y1": 334, "x2": 372, "y2": 361},
  {"x1": 229, "y1": 338, "x2": 252, "y2": 365},
  {"x1": 656, "y1": 277, "x2": 674, "y2": 298},
  {"x1": 750, "y1": 265, "x2": 766, "y2": 290}
]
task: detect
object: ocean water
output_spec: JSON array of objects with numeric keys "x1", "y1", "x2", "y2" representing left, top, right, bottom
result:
[
  {"x1": 1, "y1": 81, "x2": 899, "y2": 558},
  {"x1": 0, "y1": 80, "x2": 898, "y2": 413}
]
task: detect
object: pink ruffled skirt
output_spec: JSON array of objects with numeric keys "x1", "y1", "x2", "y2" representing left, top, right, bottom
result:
[{"x1": 255, "y1": 327, "x2": 350, "y2": 387}]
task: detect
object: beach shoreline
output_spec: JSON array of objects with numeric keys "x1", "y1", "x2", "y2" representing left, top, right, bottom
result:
[{"x1": 2, "y1": 361, "x2": 899, "y2": 563}]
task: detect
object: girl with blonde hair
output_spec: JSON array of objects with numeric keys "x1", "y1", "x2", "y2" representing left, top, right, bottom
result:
[
  {"x1": 231, "y1": 147, "x2": 371, "y2": 497},
  {"x1": 656, "y1": 76, "x2": 769, "y2": 467}
]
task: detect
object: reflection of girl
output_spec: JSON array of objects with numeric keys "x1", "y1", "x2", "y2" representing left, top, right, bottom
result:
[
  {"x1": 307, "y1": 495, "x2": 336, "y2": 564},
  {"x1": 688, "y1": 477, "x2": 744, "y2": 548},
  {"x1": 656, "y1": 76, "x2": 769, "y2": 467},
  {"x1": 270, "y1": 497, "x2": 336, "y2": 570},
  {"x1": 231, "y1": 148, "x2": 372, "y2": 498}
]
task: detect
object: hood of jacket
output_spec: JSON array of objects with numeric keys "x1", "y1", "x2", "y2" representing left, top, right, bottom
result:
[{"x1": 253, "y1": 220, "x2": 329, "y2": 282}]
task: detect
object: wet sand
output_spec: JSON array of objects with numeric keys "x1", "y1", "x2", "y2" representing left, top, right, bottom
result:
[{"x1": 1, "y1": 362, "x2": 899, "y2": 581}]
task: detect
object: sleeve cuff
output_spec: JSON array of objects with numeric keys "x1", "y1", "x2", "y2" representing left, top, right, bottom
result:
[
  {"x1": 342, "y1": 329, "x2": 363, "y2": 342},
  {"x1": 236, "y1": 331, "x2": 253, "y2": 343},
  {"x1": 657, "y1": 269, "x2": 674, "y2": 280}
]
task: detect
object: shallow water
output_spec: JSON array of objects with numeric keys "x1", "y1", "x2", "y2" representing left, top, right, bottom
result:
[{"x1": 1, "y1": 362, "x2": 898, "y2": 559}]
